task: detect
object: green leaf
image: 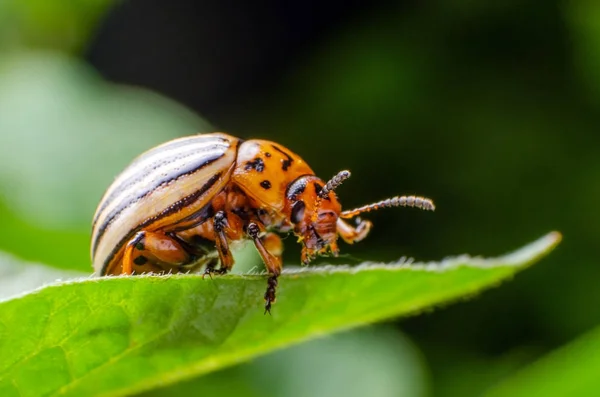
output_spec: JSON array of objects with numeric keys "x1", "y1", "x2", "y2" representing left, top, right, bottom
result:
[
  {"x1": 0, "y1": 232, "x2": 561, "y2": 397},
  {"x1": 485, "y1": 323, "x2": 600, "y2": 397},
  {"x1": 141, "y1": 327, "x2": 428, "y2": 397}
]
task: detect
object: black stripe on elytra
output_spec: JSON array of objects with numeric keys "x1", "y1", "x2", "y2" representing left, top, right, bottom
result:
[
  {"x1": 100, "y1": 172, "x2": 222, "y2": 275},
  {"x1": 92, "y1": 150, "x2": 225, "y2": 256},
  {"x1": 272, "y1": 145, "x2": 293, "y2": 171},
  {"x1": 93, "y1": 138, "x2": 228, "y2": 227},
  {"x1": 93, "y1": 140, "x2": 227, "y2": 227},
  {"x1": 128, "y1": 136, "x2": 227, "y2": 172},
  {"x1": 165, "y1": 203, "x2": 215, "y2": 233},
  {"x1": 157, "y1": 139, "x2": 241, "y2": 235}
]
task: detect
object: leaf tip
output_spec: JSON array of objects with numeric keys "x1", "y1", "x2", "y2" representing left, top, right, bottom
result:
[
  {"x1": 535, "y1": 231, "x2": 562, "y2": 254},
  {"x1": 547, "y1": 230, "x2": 563, "y2": 246},
  {"x1": 500, "y1": 231, "x2": 562, "y2": 268}
]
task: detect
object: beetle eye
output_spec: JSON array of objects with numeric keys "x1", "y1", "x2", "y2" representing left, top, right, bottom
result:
[{"x1": 291, "y1": 201, "x2": 306, "y2": 224}]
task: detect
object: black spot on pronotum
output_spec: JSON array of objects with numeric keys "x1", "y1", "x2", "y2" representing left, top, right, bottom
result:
[
  {"x1": 245, "y1": 157, "x2": 265, "y2": 172},
  {"x1": 255, "y1": 158, "x2": 265, "y2": 172},
  {"x1": 260, "y1": 180, "x2": 272, "y2": 189},
  {"x1": 291, "y1": 201, "x2": 306, "y2": 224},
  {"x1": 272, "y1": 145, "x2": 293, "y2": 171},
  {"x1": 133, "y1": 255, "x2": 148, "y2": 266}
]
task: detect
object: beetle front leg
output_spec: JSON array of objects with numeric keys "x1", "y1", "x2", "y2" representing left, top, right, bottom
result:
[
  {"x1": 122, "y1": 231, "x2": 191, "y2": 274},
  {"x1": 213, "y1": 211, "x2": 235, "y2": 274},
  {"x1": 336, "y1": 217, "x2": 373, "y2": 244},
  {"x1": 247, "y1": 223, "x2": 282, "y2": 314}
]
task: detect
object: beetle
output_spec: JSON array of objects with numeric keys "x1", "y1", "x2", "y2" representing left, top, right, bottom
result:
[{"x1": 91, "y1": 133, "x2": 435, "y2": 313}]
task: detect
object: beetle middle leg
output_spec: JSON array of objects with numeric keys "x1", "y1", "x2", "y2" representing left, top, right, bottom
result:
[
  {"x1": 261, "y1": 232, "x2": 284, "y2": 260},
  {"x1": 247, "y1": 223, "x2": 283, "y2": 314},
  {"x1": 213, "y1": 211, "x2": 235, "y2": 274},
  {"x1": 122, "y1": 231, "x2": 191, "y2": 274}
]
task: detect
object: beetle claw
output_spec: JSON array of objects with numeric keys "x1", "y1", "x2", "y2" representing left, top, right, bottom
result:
[{"x1": 263, "y1": 275, "x2": 278, "y2": 315}]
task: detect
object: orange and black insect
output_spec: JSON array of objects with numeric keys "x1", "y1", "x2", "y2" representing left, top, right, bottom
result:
[{"x1": 91, "y1": 133, "x2": 435, "y2": 313}]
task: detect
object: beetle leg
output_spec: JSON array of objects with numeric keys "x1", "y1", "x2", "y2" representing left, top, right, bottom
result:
[
  {"x1": 122, "y1": 231, "x2": 191, "y2": 275},
  {"x1": 213, "y1": 211, "x2": 235, "y2": 274},
  {"x1": 247, "y1": 223, "x2": 282, "y2": 314},
  {"x1": 202, "y1": 258, "x2": 218, "y2": 279},
  {"x1": 336, "y1": 218, "x2": 373, "y2": 244},
  {"x1": 261, "y1": 232, "x2": 284, "y2": 260}
]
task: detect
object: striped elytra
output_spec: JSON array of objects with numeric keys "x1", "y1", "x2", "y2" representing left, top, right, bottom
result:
[
  {"x1": 91, "y1": 133, "x2": 238, "y2": 276},
  {"x1": 91, "y1": 132, "x2": 435, "y2": 313}
]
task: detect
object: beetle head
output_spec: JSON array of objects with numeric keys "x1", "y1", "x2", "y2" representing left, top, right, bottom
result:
[{"x1": 284, "y1": 171, "x2": 350, "y2": 264}]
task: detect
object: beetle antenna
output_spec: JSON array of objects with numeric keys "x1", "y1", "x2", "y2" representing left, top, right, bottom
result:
[
  {"x1": 312, "y1": 170, "x2": 351, "y2": 222},
  {"x1": 319, "y1": 170, "x2": 351, "y2": 199},
  {"x1": 340, "y1": 195, "x2": 435, "y2": 219}
]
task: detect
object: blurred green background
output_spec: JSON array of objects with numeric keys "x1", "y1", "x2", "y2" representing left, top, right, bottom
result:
[{"x1": 0, "y1": 1, "x2": 598, "y2": 396}]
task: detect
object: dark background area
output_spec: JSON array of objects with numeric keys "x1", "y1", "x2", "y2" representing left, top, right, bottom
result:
[
  {"x1": 1, "y1": 0, "x2": 599, "y2": 395},
  {"x1": 88, "y1": 0, "x2": 391, "y2": 122}
]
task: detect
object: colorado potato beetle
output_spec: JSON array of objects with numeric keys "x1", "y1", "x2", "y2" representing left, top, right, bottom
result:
[{"x1": 91, "y1": 133, "x2": 435, "y2": 313}]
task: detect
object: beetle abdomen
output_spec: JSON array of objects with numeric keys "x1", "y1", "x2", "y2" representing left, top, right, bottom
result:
[{"x1": 91, "y1": 133, "x2": 239, "y2": 275}]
